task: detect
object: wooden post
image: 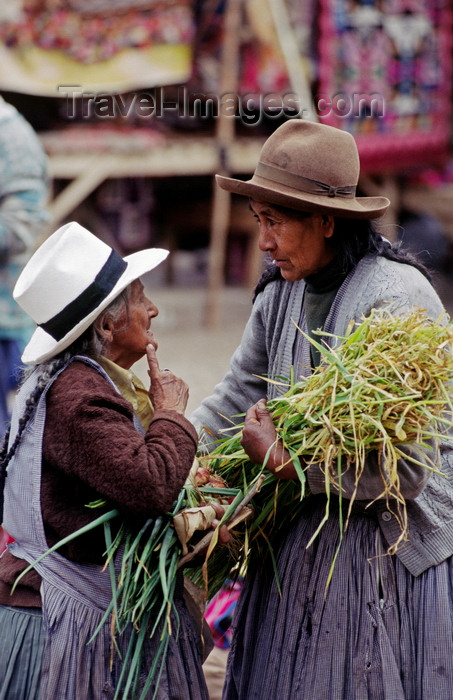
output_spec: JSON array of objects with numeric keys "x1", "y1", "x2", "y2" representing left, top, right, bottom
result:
[
  {"x1": 205, "y1": 0, "x2": 316, "y2": 326},
  {"x1": 205, "y1": 0, "x2": 242, "y2": 327},
  {"x1": 267, "y1": 0, "x2": 317, "y2": 122}
]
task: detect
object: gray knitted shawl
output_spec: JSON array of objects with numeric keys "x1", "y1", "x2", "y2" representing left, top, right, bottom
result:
[{"x1": 190, "y1": 254, "x2": 453, "y2": 576}]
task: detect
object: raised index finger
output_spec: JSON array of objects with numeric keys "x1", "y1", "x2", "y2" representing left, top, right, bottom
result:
[{"x1": 146, "y1": 343, "x2": 161, "y2": 381}]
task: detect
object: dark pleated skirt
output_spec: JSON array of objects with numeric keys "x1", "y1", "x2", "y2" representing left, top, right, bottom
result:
[
  {"x1": 0, "y1": 596, "x2": 208, "y2": 700},
  {"x1": 223, "y1": 495, "x2": 453, "y2": 700},
  {"x1": 0, "y1": 605, "x2": 44, "y2": 700},
  {"x1": 153, "y1": 594, "x2": 211, "y2": 700}
]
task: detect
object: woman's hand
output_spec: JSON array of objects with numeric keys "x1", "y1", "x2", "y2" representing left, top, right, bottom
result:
[
  {"x1": 241, "y1": 399, "x2": 299, "y2": 479},
  {"x1": 146, "y1": 344, "x2": 189, "y2": 414},
  {"x1": 208, "y1": 501, "x2": 232, "y2": 546},
  {"x1": 176, "y1": 500, "x2": 232, "y2": 568}
]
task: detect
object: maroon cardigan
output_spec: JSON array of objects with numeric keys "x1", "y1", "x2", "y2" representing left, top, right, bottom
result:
[{"x1": 0, "y1": 360, "x2": 198, "y2": 607}]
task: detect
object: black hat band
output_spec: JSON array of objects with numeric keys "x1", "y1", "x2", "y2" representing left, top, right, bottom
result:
[{"x1": 39, "y1": 249, "x2": 127, "y2": 341}]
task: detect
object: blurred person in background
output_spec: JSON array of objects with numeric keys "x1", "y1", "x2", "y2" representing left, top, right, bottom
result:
[{"x1": 0, "y1": 94, "x2": 49, "y2": 436}]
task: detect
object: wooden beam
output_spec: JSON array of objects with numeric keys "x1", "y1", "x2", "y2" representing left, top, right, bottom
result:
[{"x1": 205, "y1": 0, "x2": 243, "y2": 327}]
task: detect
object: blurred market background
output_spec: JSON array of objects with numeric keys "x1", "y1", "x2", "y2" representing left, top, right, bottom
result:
[{"x1": 1, "y1": 0, "x2": 453, "y2": 414}]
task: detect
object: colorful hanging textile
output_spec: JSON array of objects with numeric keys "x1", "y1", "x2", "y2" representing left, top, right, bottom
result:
[
  {"x1": 317, "y1": 0, "x2": 452, "y2": 172},
  {"x1": 190, "y1": 0, "x2": 316, "y2": 98},
  {"x1": 0, "y1": 1, "x2": 195, "y2": 95}
]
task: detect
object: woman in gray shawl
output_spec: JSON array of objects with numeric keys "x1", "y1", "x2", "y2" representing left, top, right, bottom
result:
[{"x1": 191, "y1": 120, "x2": 453, "y2": 700}]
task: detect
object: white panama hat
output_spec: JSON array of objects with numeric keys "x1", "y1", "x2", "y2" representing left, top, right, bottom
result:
[{"x1": 14, "y1": 221, "x2": 169, "y2": 365}]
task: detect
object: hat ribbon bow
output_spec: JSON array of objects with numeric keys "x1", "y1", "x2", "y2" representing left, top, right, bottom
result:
[{"x1": 256, "y1": 162, "x2": 356, "y2": 199}]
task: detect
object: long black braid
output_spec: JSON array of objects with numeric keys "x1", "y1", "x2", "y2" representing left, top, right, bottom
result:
[
  {"x1": 0, "y1": 333, "x2": 98, "y2": 522},
  {"x1": 0, "y1": 287, "x2": 131, "y2": 523},
  {"x1": 253, "y1": 214, "x2": 432, "y2": 301}
]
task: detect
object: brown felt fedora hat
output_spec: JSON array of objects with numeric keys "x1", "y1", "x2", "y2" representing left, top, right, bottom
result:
[{"x1": 216, "y1": 120, "x2": 390, "y2": 219}]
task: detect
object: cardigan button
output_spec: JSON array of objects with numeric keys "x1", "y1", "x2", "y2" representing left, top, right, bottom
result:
[{"x1": 382, "y1": 511, "x2": 392, "y2": 522}]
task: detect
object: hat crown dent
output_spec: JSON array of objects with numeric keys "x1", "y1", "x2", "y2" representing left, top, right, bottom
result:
[
  {"x1": 260, "y1": 120, "x2": 360, "y2": 189},
  {"x1": 14, "y1": 222, "x2": 114, "y2": 324}
]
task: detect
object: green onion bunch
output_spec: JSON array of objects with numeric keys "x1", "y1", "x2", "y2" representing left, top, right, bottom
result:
[
  {"x1": 15, "y1": 480, "x2": 244, "y2": 699},
  {"x1": 192, "y1": 309, "x2": 453, "y2": 591}
]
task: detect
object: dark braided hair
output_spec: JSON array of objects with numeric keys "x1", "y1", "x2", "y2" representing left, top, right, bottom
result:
[
  {"x1": 253, "y1": 211, "x2": 432, "y2": 301},
  {"x1": 0, "y1": 338, "x2": 94, "y2": 523},
  {"x1": 328, "y1": 216, "x2": 431, "y2": 279},
  {"x1": 0, "y1": 356, "x2": 70, "y2": 523},
  {"x1": 0, "y1": 287, "x2": 131, "y2": 522}
]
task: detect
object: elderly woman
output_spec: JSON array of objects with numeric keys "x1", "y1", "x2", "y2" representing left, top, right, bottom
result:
[
  {"x1": 0, "y1": 223, "x2": 218, "y2": 700},
  {"x1": 191, "y1": 120, "x2": 453, "y2": 700}
]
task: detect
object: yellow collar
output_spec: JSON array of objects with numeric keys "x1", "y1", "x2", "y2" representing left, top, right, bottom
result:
[{"x1": 99, "y1": 356, "x2": 154, "y2": 431}]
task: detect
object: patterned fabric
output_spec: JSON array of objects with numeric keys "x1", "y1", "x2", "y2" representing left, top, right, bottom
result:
[
  {"x1": 205, "y1": 580, "x2": 243, "y2": 650},
  {"x1": 317, "y1": 0, "x2": 452, "y2": 171},
  {"x1": 0, "y1": 2, "x2": 194, "y2": 64}
]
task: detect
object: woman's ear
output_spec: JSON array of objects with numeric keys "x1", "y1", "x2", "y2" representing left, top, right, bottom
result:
[
  {"x1": 95, "y1": 314, "x2": 115, "y2": 343},
  {"x1": 321, "y1": 214, "x2": 335, "y2": 238}
]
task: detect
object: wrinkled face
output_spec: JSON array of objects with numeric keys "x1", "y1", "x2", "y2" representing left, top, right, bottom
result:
[
  {"x1": 104, "y1": 278, "x2": 159, "y2": 368},
  {"x1": 250, "y1": 200, "x2": 335, "y2": 281}
]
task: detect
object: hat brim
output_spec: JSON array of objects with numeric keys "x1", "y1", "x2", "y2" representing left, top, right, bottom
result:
[
  {"x1": 21, "y1": 248, "x2": 168, "y2": 365},
  {"x1": 216, "y1": 174, "x2": 390, "y2": 219}
]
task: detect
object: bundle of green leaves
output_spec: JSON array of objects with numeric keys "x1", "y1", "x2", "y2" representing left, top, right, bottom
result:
[{"x1": 189, "y1": 308, "x2": 453, "y2": 594}]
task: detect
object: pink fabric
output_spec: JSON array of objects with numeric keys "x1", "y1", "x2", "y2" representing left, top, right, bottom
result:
[
  {"x1": 205, "y1": 580, "x2": 242, "y2": 650},
  {"x1": 0, "y1": 525, "x2": 14, "y2": 555}
]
